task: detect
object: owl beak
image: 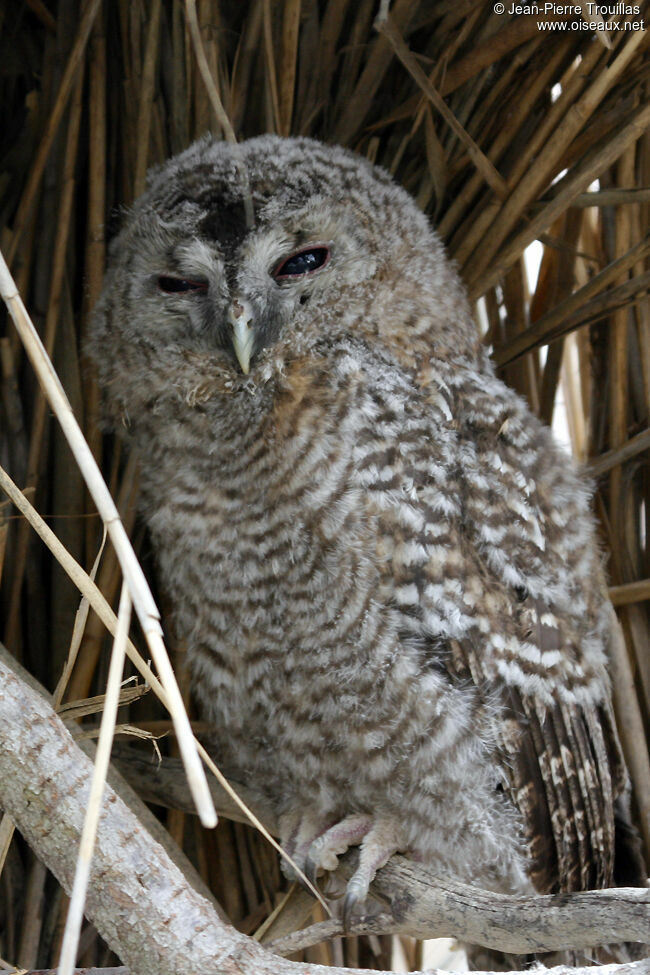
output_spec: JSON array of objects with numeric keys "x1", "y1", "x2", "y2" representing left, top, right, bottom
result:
[{"x1": 227, "y1": 299, "x2": 255, "y2": 375}]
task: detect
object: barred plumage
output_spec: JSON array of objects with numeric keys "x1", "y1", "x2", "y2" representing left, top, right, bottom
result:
[{"x1": 89, "y1": 135, "x2": 644, "y2": 922}]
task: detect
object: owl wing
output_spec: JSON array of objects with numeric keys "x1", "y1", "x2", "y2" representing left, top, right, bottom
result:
[
  {"x1": 442, "y1": 358, "x2": 640, "y2": 893},
  {"x1": 356, "y1": 340, "x2": 638, "y2": 894},
  {"x1": 448, "y1": 630, "x2": 625, "y2": 893}
]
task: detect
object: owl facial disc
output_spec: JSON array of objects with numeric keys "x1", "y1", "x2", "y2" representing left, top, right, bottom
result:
[{"x1": 228, "y1": 298, "x2": 255, "y2": 374}]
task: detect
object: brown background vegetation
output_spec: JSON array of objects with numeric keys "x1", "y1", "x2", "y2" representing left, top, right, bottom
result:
[{"x1": 0, "y1": 0, "x2": 649, "y2": 969}]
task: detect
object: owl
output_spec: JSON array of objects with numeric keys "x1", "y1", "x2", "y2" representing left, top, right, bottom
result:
[{"x1": 89, "y1": 135, "x2": 645, "y2": 928}]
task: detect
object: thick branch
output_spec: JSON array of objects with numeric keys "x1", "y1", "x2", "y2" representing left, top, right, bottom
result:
[
  {"x1": 0, "y1": 647, "x2": 648, "y2": 975},
  {"x1": 0, "y1": 648, "x2": 364, "y2": 975},
  {"x1": 113, "y1": 747, "x2": 650, "y2": 954},
  {"x1": 267, "y1": 861, "x2": 650, "y2": 956}
]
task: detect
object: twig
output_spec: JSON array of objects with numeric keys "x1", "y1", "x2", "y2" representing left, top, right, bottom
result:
[
  {"x1": 267, "y1": 868, "x2": 650, "y2": 956},
  {"x1": 111, "y1": 745, "x2": 650, "y2": 956}
]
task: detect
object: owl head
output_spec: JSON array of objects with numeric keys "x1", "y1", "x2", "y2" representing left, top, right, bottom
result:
[{"x1": 89, "y1": 135, "x2": 476, "y2": 429}]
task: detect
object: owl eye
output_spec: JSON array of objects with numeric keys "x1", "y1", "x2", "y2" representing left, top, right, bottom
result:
[
  {"x1": 158, "y1": 276, "x2": 209, "y2": 294},
  {"x1": 273, "y1": 247, "x2": 330, "y2": 279}
]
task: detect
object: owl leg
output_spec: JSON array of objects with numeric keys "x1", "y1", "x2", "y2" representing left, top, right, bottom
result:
[
  {"x1": 304, "y1": 813, "x2": 373, "y2": 885},
  {"x1": 342, "y1": 821, "x2": 401, "y2": 930}
]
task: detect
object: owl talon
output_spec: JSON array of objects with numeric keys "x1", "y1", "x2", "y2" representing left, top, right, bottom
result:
[
  {"x1": 342, "y1": 889, "x2": 362, "y2": 931},
  {"x1": 340, "y1": 820, "x2": 400, "y2": 927},
  {"x1": 304, "y1": 853, "x2": 322, "y2": 887}
]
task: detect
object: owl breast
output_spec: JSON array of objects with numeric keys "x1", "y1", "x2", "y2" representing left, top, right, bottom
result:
[{"x1": 136, "y1": 337, "x2": 528, "y2": 893}]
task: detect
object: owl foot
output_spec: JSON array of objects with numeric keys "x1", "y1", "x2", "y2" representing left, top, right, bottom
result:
[
  {"x1": 301, "y1": 815, "x2": 400, "y2": 929},
  {"x1": 341, "y1": 823, "x2": 399, "y2": 930},
  {"x1": 278, "y1": 808, "x2": 332, "y2": 885},
  {"x1": 303, "y1": 813, "x2": 373, "y2": 885}
]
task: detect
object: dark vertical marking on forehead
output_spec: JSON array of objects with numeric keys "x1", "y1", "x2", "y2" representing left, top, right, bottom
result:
[{"x1": 199, "y1": 198, "x2": 249, "y2": 255}]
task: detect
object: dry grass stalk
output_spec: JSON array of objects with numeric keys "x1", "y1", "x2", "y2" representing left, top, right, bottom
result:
[
  {"x1": 608, "y1": 610, "x2": 650, "y2": 855},
  {"x1": 466, "y1": 27, "x2": 647, "y2": 288},
  {"x1": 376, "y1": 14, "x2": 507, "y2": 198},
  {"x1": 5, "y1": 64, "x2": 85, "y2": 650},
  {"x1": 53, "y1": 530, "x2": 107, "y2": 709},
  {"x1": 470, "y1": 101, "x2": 650, "y2": 298},
  {"x1": 0, "y1": 251, "x2": 216, "y2": 830},
  {"x1": 278, "y1": 0, "x2": 302, "y2": 136},
  {"x1": 133, "y1": 0, "x2": 163, "y2": 198},
  {"x1": 494, "y1": 249, "x2": 650, "y2": 365},
  {"x1": 610, "y1": 579, "x2": 650, "y2": 607},
  {"x1": 2, "y1": 0, "x2": 102, "y2": 266},
  {"x1": 587, "y1": 426, "x2": 650, "y2": 478},
  {"x1": 57, "y1": 582, "x2": 132, "y2": 975}
]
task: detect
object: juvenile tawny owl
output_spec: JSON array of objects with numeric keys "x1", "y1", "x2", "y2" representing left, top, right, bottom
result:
[{"x1": 89, "y1": 135, "x2": 645, "y2": 922}]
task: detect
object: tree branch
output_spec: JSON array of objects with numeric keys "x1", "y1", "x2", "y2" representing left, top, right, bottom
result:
[
  {"x1": 0, "y1": 646, "x2": 648, "y2": 975},
  {"x1": 112, "y1": 742, "x2": 650, "y2": 955}
]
